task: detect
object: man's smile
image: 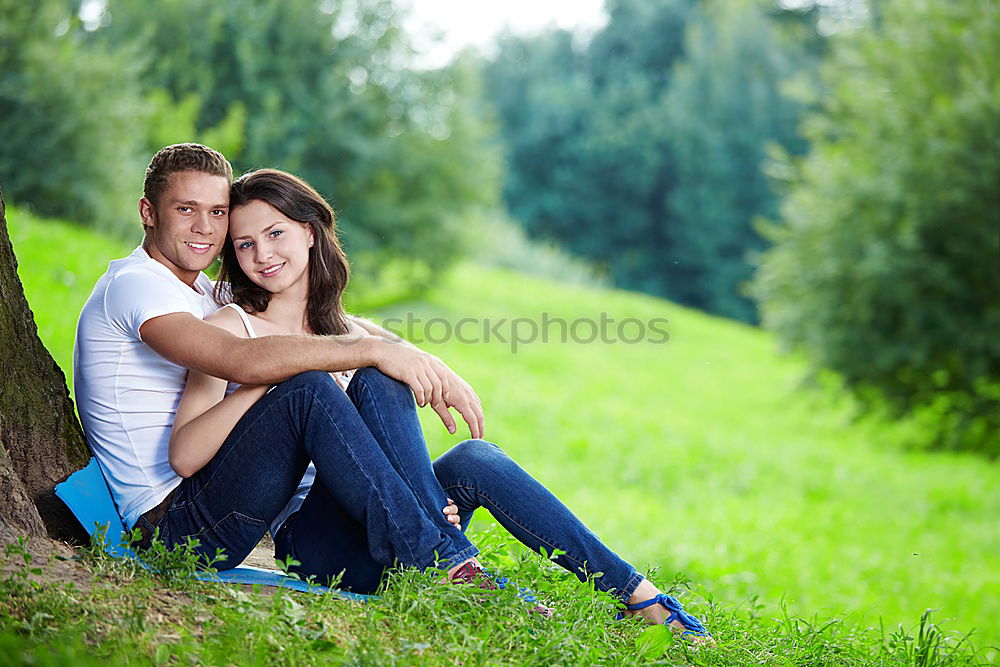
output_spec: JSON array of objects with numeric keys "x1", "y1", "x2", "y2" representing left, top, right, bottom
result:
[{"x1": 185, "y1": 241, "x2": 214, "y2": 254}]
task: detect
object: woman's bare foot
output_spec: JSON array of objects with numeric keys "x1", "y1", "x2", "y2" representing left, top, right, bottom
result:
[{"x1": 625, "y1": 579, "x2": 715, "y2": 646}]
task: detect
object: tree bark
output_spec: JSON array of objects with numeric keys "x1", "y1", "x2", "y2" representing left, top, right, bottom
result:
[{"x1": 0, "y1": 186, "x2": 89, "y2": 544}]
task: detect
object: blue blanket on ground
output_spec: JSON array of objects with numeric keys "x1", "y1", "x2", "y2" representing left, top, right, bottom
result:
[{"x1": 55, "y1": 458, "x2": 370, "y2": 600}]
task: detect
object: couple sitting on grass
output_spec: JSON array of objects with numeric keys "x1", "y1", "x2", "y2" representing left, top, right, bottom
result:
[{"x1": 73, "y1": 142, "x2": 712, "y2": 642}]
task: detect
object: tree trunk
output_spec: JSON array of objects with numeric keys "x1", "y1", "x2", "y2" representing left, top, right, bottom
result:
[{"x1": 0, "y1": 187, "x2": 89, "y2": 544}]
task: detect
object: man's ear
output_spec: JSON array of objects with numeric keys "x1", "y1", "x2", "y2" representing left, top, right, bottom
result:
[{"x1": 138, "y1": 197, "x2": 157, "y2": 230}]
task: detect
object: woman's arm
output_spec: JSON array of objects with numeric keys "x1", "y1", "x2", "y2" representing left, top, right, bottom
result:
[
  {"x1": 168, "y1": 308, "x2": 267, "y2": 478},
  {"x1": 168, "y1": 372, "x2": 267, "y2": 478}
]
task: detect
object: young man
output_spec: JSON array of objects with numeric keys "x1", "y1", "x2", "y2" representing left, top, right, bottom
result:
[{"x1": 74, "y1": 143, "x2": 484, "y2": 574}]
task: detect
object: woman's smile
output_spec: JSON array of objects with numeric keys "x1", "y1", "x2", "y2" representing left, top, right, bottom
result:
[{"x1": 259, "y1": 262, "x2": 286, "y2": 278}]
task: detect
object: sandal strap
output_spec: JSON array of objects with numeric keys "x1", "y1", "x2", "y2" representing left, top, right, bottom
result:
[{"x1": 623, "y1": 593, "x2": 711, "y2": 637}]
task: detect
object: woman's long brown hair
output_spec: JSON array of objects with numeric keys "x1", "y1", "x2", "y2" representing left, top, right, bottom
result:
[{"x1": 216, "y1": 169, "x2": 351, "y2": 336}]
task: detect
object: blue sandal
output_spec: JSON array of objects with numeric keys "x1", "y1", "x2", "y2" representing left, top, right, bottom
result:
[{"x1": 617, "y1": 593, "x2": 711, "y2": 637}]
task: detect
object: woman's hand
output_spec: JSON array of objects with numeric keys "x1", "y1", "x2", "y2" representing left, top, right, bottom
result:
[{"x1": 443, "y1": 497, "x2": 462, "y2": 531}]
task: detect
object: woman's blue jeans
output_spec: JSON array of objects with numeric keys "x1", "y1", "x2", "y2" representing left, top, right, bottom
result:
[{"x1": 141, "y1": 368, "x2": 642, "y2": 600}]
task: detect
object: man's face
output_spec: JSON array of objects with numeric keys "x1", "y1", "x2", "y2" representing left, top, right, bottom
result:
[{"x1": 140, "y1": 170, "x2": 229, "y2": 286}]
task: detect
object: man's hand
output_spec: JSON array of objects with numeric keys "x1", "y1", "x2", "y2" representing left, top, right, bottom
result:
[{"x1": 371, "y1": 339, "x2": 485, "y2": 439}]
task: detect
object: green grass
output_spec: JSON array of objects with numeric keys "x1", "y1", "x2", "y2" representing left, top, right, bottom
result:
[
  {"x1": 402, "y1": 265, "x2": 1000, "y2": 652},
  {"x1": 2, "y1": 530, "x2": 989, "y2": 665},
  {"x1": 3, "y1": 207, "x2": 998, "y2": 664}
]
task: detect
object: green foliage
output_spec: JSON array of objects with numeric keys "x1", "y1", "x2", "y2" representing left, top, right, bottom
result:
[
  {"x1": 469, "y1": 212, "x2": 608, "y2": 288},
  {"x1": 482, "y1": 6, "x2": 691, "y2": 297},
  {"x1": 879, "y1": 609, "x2": 984, "y2": 667},
  {"x1": 81, "y1": 528, "x2": 230, "y2": 601},
  {"x1": 482, "y1": 0, "x2": 816, "y2": 322},
  {"x1": 135, "y1": 530, "x2": 228, "y2": 583},
  {"x1": 666, "y1": 0, "x2": 812, "y2": 321},
  {"x1": 79, "y1": 523, "x2": 227, "y2": 588},
  {"x1": 574, "y1": 0, "x2": 695, "y2": 295},
  {"x1": 3, "y1": 538, "x2": 43, "y2": 595},
  {"x1": 635, "y1": 624, "x2": 675, "y2": 659},
  {"x1": 91, "y1": 0, "x2": 500, "y2": 295},
  {"x1": 752, "y1": 0, "x2": 1000, "y2": 455},
  {"x1": 144, "y1": 89, "x2": 247, "y2": 164},
  {"x1": 0, "y1": 0, "x2": 146, "y2": 233},
  {"x1": 2, "y1": 0, "x2": 499, "y2": 290}
]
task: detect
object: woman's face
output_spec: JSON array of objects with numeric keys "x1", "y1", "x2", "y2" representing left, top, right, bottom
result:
[{"x1": 229, "y1": 199, "x2": 315, "y2": 296}]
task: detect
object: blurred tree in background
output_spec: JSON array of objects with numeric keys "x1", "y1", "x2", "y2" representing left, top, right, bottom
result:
[
  {"x1": 562, "y1": 0, "x2": 693, "y2": 297},
  {"x1": 482, "y1": 0, "x2": 816, "y2": 322},
  {"x1": 0, "y1": 1, "x2": 145, "y2": 231},
  {"x1": 90, "y1": 0, "x2": 498, "y2": 297},
  {"x1": 665, "y1": 1, "x2": 811, "y2": 321},
  {"x1": 1, "y1": 0, "x2": 498, "y2": 298},
  {"x1": 482, "y1": 0, "x2": 693, "y2": 305},
  {"x1": 752, "y1": 0, "x2": 1000, "y2": 455},
  {"x1": 3, "y1": 0, "x2": 997, "y2": 453}
]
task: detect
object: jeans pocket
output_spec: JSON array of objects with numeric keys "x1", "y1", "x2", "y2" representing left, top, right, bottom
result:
[
  {"x1": 193, "y1": 511, "x2": 267, "y2": 570},
  {"x1": 133, "y1": 515, "x2": 156, "y2": 551}
]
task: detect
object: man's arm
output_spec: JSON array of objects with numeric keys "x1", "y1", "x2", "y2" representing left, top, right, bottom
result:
[
  {"x1": 140, "y1": 312, "x2": 374, "y2": 384},
  {"x1": 139, "y1": 312, "x2": 485, "y2": 438},
  {"x1": 349, "y1": 314, "x2": 407, "y2": 344}
]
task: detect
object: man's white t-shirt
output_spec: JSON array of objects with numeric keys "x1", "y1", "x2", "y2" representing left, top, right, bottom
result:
[{"x1": 74, "y1": 246, "x2": 218, "y2": 528}]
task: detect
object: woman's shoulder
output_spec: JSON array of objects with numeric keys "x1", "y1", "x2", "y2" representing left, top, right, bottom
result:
[{"x1": 205, "y1": 303, "x2": 251, "y2": 338}]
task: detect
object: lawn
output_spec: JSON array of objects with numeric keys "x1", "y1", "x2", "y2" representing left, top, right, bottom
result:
[
  {"x1": 4, "y1": 207, "x2": 997, "y2": 664},
  {"x1": 402, "y1": 265, "x2": 1000, "y2": 654}
]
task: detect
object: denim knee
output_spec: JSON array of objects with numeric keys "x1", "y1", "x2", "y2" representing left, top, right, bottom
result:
[
  {"x1": 349, "y1": 366, "x2": 410, "y2": 399},
  {"x1": 435, "y1": 439, "x2": 506, "y2": 479},
  {"x1": 270, "y1": 370, "x2": 348, "y2": 413},
  {"x1": 282, "y1": 370, "x2": 340, "y2": 391}
]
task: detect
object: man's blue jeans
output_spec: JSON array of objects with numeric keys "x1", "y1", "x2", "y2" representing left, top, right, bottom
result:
[{"x1": 139, "y1": 368, "x2": 642, "y2": 600}]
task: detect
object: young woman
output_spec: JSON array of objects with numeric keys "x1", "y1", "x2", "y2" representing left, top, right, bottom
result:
[{"x1": 168, "y1": 168, "x2": 711, "y2": 640}]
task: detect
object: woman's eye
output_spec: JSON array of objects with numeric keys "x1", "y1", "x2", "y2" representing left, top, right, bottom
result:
[
  {"x1": 238, "y1": 241, "x2": 253, "y2": 250},
  {"x1": 269, "y1": 229, "x2": 284, "y2": 238}
]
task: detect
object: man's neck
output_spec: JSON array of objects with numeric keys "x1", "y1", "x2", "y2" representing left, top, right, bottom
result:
[{"x1": 141, "y1": 238, "x2": 202, "y2": 290}]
